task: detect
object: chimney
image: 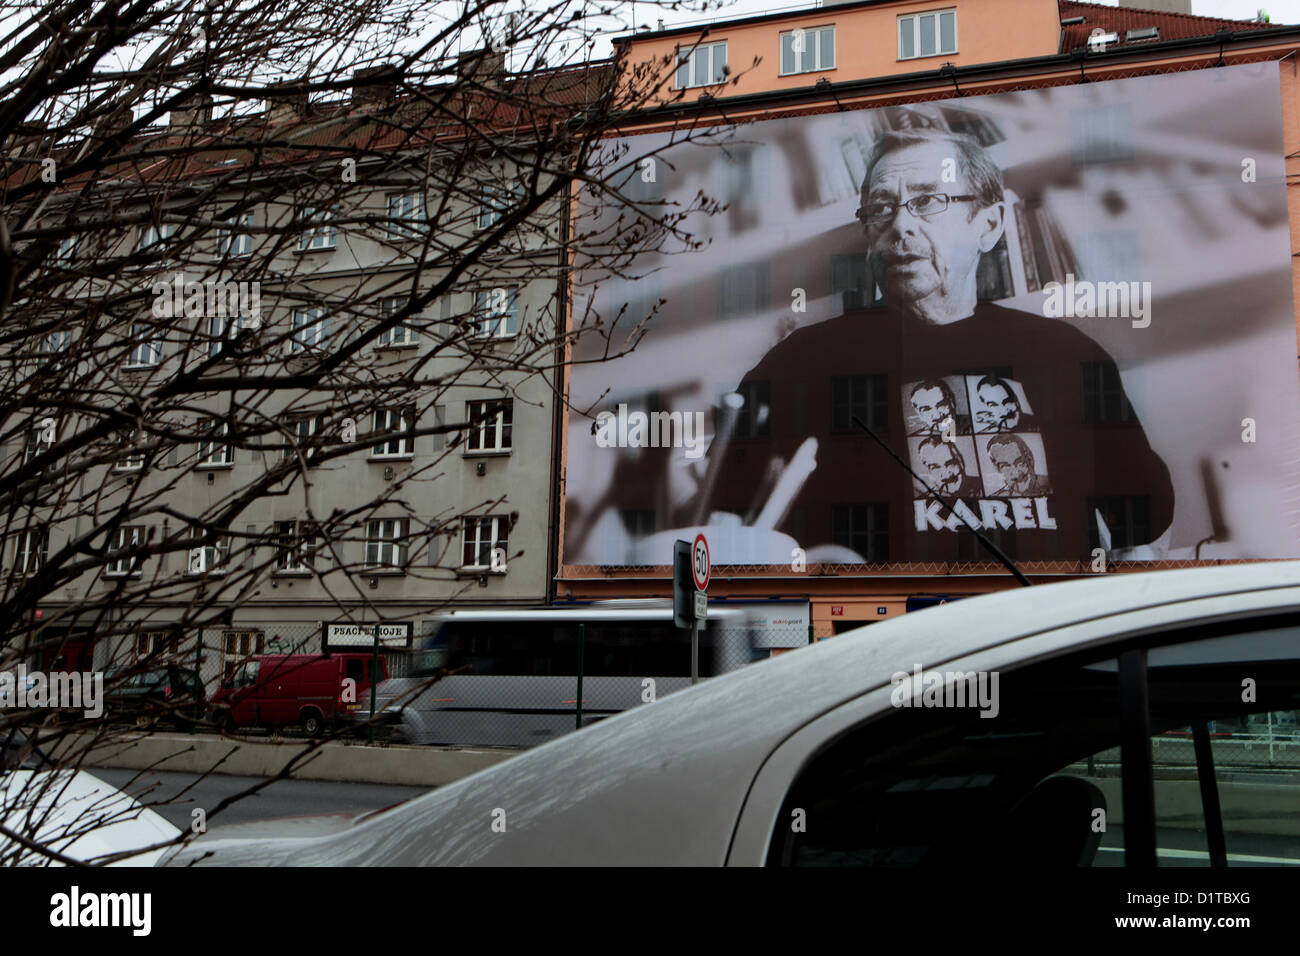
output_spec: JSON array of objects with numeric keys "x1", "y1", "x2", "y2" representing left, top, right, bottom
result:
[
  {"x1": 351, "y1": 65, "x2": 400, "y2": 106},
  {"x1": 457, "y1": 48, "x2": 507, "y2": 85},
  {"x1": 264, "y1": 89, "x2": 310, "y2": 124},
  {"x1": 169, "y1": 93, "x2": 213, "y2": 133}
]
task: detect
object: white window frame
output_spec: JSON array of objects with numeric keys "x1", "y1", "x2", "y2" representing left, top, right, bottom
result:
[
  {"x1": 370, "y1": 407, "x2": 413, "y2": 459},
  {"x1": 54, "y1": 235, "x2": 81, "y2": 264},
  {"x1": 274, "y1": 520, "x2": 317, "y2": 574},
  {"x1": 464, "y1": 399, "x2": 513, "y2": 454},
  {"x1": 115, "y1": 429, "x2": 145, "y2": 472},
  {"x1": 460, "y1": 514, "x2": 508, "y2": 571},
  {"x1": 16, "y1": 527, "x2": 48, "y2": 574},
  {"x1": 23, "y1": 418, "x2": 54, "y2": 467},
  {"x1": 39, "y1": 330, "x2": 71, "y2": 353},
  {"x1": 297, "y1": 205, "x2": 338, "y2": 251},
  {"x1": 137, "y1": 223, "x2": 176, "y2": 253},
  {"x1": 125, "y1": 322, "x2": 163, "y2": 368},
  {"x1": 197, "y1": 420, "x2": 233, "y2": 468},
  {"x1": 779, "y1": 25, "x2": 836, "y2": 76},
  {"x1": 217, "y1": 212, "x2": 254, "y2": 257},
  {"x1": 387, "y1": 192, "x2": 428, "y2": 239},
  {"x1": 478, "y1": 182, "x2": 523, "y2": 230},
  {"x1": 290, "y1": 307, "x2": 329, "y2": 352},
  {"x1": 675, "y1": 40, "x2": 728, "y2": 89},
  {"x1": 106, "y1": 525, "x2": 144, "y2": 577},
  {"x1": 282, "y1": 413, "x2": 322, "y2": 463},
  {"x1": 187, "y1": 526, "x2": 228, "y2": 575},
  {"x1": 377, "y1": 297, "x2": 418, "y2": 347},
  {"x1": 898, "y1": 9, "x2": 957, "y2": 60},
  {"x1": 473, "y1": 288, "x2": 519, "y2": 338},
  {"x1": 365, "y1": 517, "x2": 409, "y2": 570}
]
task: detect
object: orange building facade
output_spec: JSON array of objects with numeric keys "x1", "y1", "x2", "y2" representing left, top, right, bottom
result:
[{"x1": 554, "y1": 1, "x2": 1300, "y2": 640}]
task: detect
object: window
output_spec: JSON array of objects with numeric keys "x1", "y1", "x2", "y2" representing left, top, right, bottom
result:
[
  {"x1": 115, "y1": 429, "x2": 145, "y2": 472},
  {"x1": 365, "y1": 518, "x2": 409, "y2": 569},
  {"x1": 24, "y1": 418, "x2": 55, "y2": 466},
  {"x1": 387, "y1": 192, "x2": 428, "y2": 239},
  {"x1": 197, "y1": 420, "x2": 233, "y2": 468},
  {"x1": 730, "y1": 380, "x2": 771, "y2": 440},
  {"x1": 832, "y1": 503, "x2": 889, "y2": 561},
  {"x1": 137, "y1": 223, "x2": 176, "y2": 255},
  {"x1": 675, "y1": 40, "x2": 727, "y2": 89},
  {"x1": 53, "y1": 235, "x2": 81, "y2": 264},
  {"x1": 297, "y1": 205, "x2": 338, "y2": 250},
  {"x1": 220, "y1": 629, "x2": 265, "y2": 683},
  {"x1": 767, "y1": 618, "x2": 1300, "y2": 868},
  {"x1": 187, "y1": 527, "x2": 227, "y2": 575},
  {"x1": 281, "y1": 414, "x2": 322, "y2": 463},
  {"x1": 15, "y1": 527, "x2": 48, "y2": 574},
  {"x1": 461, "y1": 514, "x2": 509, "y2": 570},
  {"x1": 780, "y1": 25, "x2": 835, "y2": 75},
  {"x1": 831, "y1": 375, "x2": 888, "y2": 433},
  {"x1": 831, "y1": 253, "x2": 873, "y2": 310},
  {"x1": 464, "y1": 399, "x2": 513, "y2": 453},
  {"x1": 217, "y1": 212, "x2": 254, "y2": 257},
  {"x1": 370, "y1": 407, "x2": 413, "y2": 458},
  {"x1": 377, "y1": 297, "x2": 417, "y2": 347},
  {"x1": 106, "y1": 525, "x2": 144, "y2": 576},
  {"x1": 718, "y1": 261, "x2": 771, "y2": 320},
  {"x1": 134, "y1": 629, "x2": 179, "y2": 662},
  {"x1": 1087, "y1": 496, "x2": 1151, "y2": 552},
  {"x1": 39, "y1": 330, "x2": 71, "y2": 353},
  {"x1": 478, "y1": 182, "x2": 523, "y2": 229},
  {"x1": 474, "y1": 288, "x2": 519, "y2": 338},
  {"x1": 126, "y1": 322, "x2": 163, "y2": 368},
  {"x1": 291, "y1": 307, "x2": 329, "y2": 352},
  {"x1": 274, "y1": 520, "x2": 316, "y2": 573},
  {"x1": 1081, "y1": 362, "x2": 1137, "y2": 424},
  {"x1": 898, "y1": 9, "x2": 956, "y2": 60}
]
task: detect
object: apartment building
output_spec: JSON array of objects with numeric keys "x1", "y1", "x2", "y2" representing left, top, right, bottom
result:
[
  {"x1": 557, "y1": 1, "x2": 1300, "y2": 638},
  {"x1": 8, "y1": 61, "x2": 608, "y2": 686}
]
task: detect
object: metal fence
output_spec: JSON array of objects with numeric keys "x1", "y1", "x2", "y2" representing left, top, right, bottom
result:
[{"x1": 93, "y1": 619, "x2": 809, "y2": 749}]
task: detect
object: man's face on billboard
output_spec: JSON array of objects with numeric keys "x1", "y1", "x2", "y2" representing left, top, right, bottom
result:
[
  {"x1": 910, "y1": 385, "x2": 952, "y2": 430},
  {"x1": 977, "y1": 383, "x2": 1020, "y2": 429},
  {"x1": 919, "y1": 441, "x2": 962, "y2": 493},
  {"x1": 862, "y1": 142, "x2": 999, "y2": 307},
  {"x1": 990, "y1": 441, "x2": 1033, "y2": 493}
]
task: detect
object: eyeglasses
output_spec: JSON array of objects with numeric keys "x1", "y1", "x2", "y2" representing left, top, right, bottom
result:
[{"x1": 856, "y1": 193, "x2": 978, "y2": 225}]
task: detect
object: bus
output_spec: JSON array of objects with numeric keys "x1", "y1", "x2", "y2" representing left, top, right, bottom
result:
[{"x1": 378, "y1": 603, "x2": 790, "y2": 747}]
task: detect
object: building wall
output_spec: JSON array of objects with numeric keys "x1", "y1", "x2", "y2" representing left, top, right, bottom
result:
[{"x1": 620, "y1": 0, "x2": 1062, "y2": 106}]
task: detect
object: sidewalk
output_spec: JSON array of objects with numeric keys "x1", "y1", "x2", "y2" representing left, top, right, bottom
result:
[{"x1": 55, "y1": 731, "x2": 518, "y2": 788}]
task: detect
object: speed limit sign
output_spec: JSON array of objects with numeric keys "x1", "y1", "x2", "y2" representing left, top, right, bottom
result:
[{"x1": 692, "y1": 534, "x2": 710, "y2": 591}]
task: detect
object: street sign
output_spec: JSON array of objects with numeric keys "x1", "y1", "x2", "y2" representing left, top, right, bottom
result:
[
  {"x1": 694, "y1": 591, "x2": 708, "y2": 619},
  {"x1": 692, "y1": 533, "x2": 710, "y2": 591},
  {"x1": 673, "y1": 539, "x2": 693, "y2": 629}
]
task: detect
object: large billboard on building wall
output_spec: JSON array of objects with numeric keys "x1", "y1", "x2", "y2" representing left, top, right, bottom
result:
[{"x1": 564, "y1": 63, "x2": 1299, "y2": 568}]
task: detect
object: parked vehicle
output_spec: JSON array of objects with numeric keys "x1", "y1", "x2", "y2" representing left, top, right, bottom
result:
[
  {"x1": 210, "y1": 654, "x2": 388, "y2": 737},
  {"x1": 104, "y1": 665, "x2": 206, "y2": 728},
  {"x1": 163, "y1": 562, "x2": 1300, "y2": 866}
]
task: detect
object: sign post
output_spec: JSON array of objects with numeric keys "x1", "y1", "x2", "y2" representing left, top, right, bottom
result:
[{"x1": 674, "y1": 536, "x2": 710, "y2": 685}]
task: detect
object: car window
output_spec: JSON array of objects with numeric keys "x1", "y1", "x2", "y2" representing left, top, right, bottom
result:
[
  {"x1": 767, "y1": 616, "x2": 1300, "y2": 867},
  {"x1": 767, "y1": 652, "x2": 1125, "y2": 866},
  {"x1": 234, "y1": 661, "x2": 260, "y2": 687}
]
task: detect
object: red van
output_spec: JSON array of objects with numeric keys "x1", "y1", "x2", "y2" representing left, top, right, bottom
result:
[{"x1": 210, "y1": 653, "x2": 388, "y2": 737}]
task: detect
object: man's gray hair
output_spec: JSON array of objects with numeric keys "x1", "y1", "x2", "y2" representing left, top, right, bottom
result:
[{"x1": 861, "y1": 128, "x2": 1005, "y2": 212}]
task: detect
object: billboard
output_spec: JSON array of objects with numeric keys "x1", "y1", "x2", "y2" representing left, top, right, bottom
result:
[{"x1": 564, "y1": 64, "x2": 1299, "y2": 567}]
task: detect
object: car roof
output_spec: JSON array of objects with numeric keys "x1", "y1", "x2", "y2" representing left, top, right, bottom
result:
[{"x1": 174, "y1": 562, "x2": 1300, "y2": 866}]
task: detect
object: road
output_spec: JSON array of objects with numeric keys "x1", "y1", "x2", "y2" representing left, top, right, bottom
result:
[{"x1": 92, "y1": 768, "x2": 432, "y2": 830}]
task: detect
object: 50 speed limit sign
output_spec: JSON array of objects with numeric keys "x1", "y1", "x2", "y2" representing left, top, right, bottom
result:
[{"x1": 692, "y1": 534, "x2": 710, "y2": 591}]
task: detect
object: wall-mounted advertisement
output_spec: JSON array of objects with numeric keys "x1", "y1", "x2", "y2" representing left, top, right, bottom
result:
[{"x1": 564, "y1": 63, "x2": 1299, "y2": 567}]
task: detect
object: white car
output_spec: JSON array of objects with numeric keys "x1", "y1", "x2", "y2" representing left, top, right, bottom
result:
[
  {"x1": 163, "y1": 562, "x2": 1300, "y2": 866},
  {"x1": 0, "y1": 767, "x2": 180, "y2": 866}
]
